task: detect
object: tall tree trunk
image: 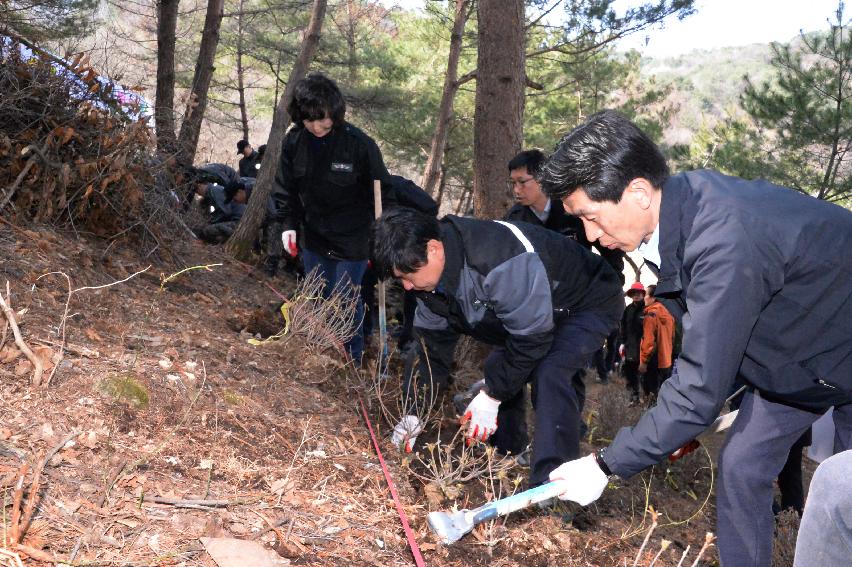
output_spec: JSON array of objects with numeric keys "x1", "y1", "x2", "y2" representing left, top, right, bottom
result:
[
  {"x1": 345, "y1": 0, "x2": 358, "y2": 84},
  {"x1": 420, "y1": 0, "x2": 470, "y2": 197},
  {"x1": 225, "y1": 0, "x2": 328, "y2": 260},
  {"x1": 435, "y1": 164, "x2": 447, "y2": 209},
  {"x1": 472, "y1": 0, "x2": 524, "y2": 219},
  {"x1": 236, "y1": 0, "x2": 249, "y2": 140},
  {"x1": 155, "y1": 0, "x2": 180, "y2": 154},
  {"x1": 273, "y1": 52, "x2": 282, "y2": 114},
  {"x1": 176, "y1": 0, "x2": 225, "y2": 166}
]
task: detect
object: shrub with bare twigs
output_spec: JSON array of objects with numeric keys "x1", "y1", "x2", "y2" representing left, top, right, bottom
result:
[
  {"x1": 250, "y1": 268, "x2": 361, "y2": 359},
  {"x1": 366, "y1": 338, "x2": 442, "y2": 449},
  {"x1": 403, "y1": 427, "x2": 519, "y2": 505}
]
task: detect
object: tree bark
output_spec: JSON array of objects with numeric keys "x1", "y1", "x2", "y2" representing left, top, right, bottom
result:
[
  {"x1": 225, "y1": 0, "x2": 328, "y2": 260},
  {"x1": 176, "y1": 0, "x2": 225, "y2": 166},
  {"x1": 472, "y1": 0, "x2": 525, "y2": 219},
  {"x1": 155, "y1": 0, "x2": 180, "y2": 154},
  {"x1": 420, "y1": 0, "x2": 470, "y2": 197},
  {"x1": 236, "y1": 0, "x2": 249, "y2": 140}
]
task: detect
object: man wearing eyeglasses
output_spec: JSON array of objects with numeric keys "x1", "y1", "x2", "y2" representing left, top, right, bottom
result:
[{"x1": 504, "y1": 149, "x2": 624, "y2": 274}]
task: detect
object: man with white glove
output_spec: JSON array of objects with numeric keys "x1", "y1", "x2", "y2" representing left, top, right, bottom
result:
[
  {"x1": 391, "y1": 415, "x2": 422, "y2": 453},
  {"x1": 371, "y1": 209, "x2": 623, "y2": 486},
  {"x1": 538, "y1": 110, "x2": 852, "y2": 566},
  {"x1": 549, "y1": 453, "x2": 610, "y2": 505},
  {"x1": 281, "y1": 229, "x2": 298, "y2": 258},
  {"x1": 461, "y1": 390, "x2": 500, "y2": 443}
]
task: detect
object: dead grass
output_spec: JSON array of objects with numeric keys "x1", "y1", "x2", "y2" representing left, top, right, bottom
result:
[
  {"x1": 589, "y1": 380, "x2": 645, "y2": 443},
  {"x1": 773, "y1": 509, "x2": 800, "y2": 567}
]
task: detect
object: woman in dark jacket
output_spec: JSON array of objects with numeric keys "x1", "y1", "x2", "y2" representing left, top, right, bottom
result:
[{"x1": 270, "y1": 72, "x2": 393, "y2": 363}]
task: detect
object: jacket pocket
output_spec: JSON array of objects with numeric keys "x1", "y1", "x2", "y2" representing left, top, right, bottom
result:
[
  {"x1": 765, "y1": 360, "x2": 852, "y2": 408},
  {"x1": 327, "y1": 170, "x2": 356, "y2": 187}
]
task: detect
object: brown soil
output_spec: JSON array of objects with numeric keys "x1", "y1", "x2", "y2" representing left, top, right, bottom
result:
[{"x1": 0, "y1": 223, "x2": 813, "y2": 566}]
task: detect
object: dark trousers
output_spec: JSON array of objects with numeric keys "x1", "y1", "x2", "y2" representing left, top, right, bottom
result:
[
  {"x1": 623, "y1": 359, "x2": 640, "y2": 400},
  {"x1": 302, "y1": 249, "x2": 368, "y2": 362},
  {"x1": 360, "y1": 266, "x2": 377, "y2": 338},
  {"x1": 777, "y1": 430, "x2": 810, "y2": 514},
  {"x1": 641, "y1": 359, "x2": 671, "y2": 398},
  {"x1": 593, "y1": 329, "x2": 619, "y2": 378},
  {"x1": 490, "y1": 306, "x2": 620, "y2": 486},
  {"x1": 197, "y1": 220, "x2": 237, "y2": 243},
  {"x1": 717, "y1": 391, "x2": 852, "y2": 566}
]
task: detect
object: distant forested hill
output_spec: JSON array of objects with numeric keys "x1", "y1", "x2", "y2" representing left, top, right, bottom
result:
[{"x1": 637, "y1": 43, "x2": 777, "y2": 145}]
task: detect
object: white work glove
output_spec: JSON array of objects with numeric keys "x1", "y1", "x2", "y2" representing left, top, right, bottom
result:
[
  {"x1": 460, "y1": 390, "x2": 500, "y2": 443},
  {"x1": 391, "y1": 415, "x2": 422, "y2": 453},
  {"x1": 281, "y1": 230, "x2": 298, "y2": 257},
  {"x1": 548, "y1": 453, "x2": 609, "y2": 505}
]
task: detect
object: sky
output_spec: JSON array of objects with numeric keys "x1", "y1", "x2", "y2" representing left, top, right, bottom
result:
[{"x1": 381, "y1": 0, "x2": 844, "y2": 57}]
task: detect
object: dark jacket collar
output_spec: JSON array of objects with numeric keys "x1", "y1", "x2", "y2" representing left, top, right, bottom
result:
[
  {"x1": 655, "y1": 175, "x2": 688, "y2": 295},
  {"x1": 436, "y1": 217, "x2": 464, "y2": 295}
]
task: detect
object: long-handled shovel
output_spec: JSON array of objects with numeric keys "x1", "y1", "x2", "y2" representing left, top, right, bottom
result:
[
  {"x1": 428, "y1": 409, "x2": 740, "y2": 545},
  {"x1": 373, "y1": 180, "x2": 388, "y2": 370},
  {"x1": 428, "y1": 480, "x2": 569, "y2": 544}
]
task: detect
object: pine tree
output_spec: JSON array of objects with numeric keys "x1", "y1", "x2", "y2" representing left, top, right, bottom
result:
[{"x1": 741, "y1": 1, "x2": 852, "y2": 203}]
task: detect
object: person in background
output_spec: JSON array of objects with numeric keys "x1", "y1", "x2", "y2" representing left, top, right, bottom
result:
[
  {"x1": 237, "y1": 139, "x2": 261, "y2": 178},
  {"x1": 637, "y1": 284, "x2": 675, "y2": 402},
  {"x1": 194, "y1": 179, "x2": 251, "y2": 244},
  {"x1": 504, "y1": 149, "x2": 624, "y2": 275},
  {"x1": 619, "y1": 281, "x2": 646, "y2": 403},
  {"x1": 269, "y1": 72, "x2": 394, "y2": 363},
  {"x1": 538, "y1": 110, "x2": 852, "y2": 567}
]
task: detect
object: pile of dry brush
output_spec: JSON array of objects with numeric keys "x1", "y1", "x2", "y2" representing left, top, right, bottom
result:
[{"x1": 0, "y1": 41, "x2": 189, "y2": 256}]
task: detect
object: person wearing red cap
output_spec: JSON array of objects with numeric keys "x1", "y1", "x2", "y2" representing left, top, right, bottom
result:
[{"x1": 619, "y1": 281, "x2": 646, "y2": 403}]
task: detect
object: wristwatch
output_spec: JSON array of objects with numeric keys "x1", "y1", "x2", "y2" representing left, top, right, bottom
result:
[{"x1": 595, "y1": 448, "x2": 613, "y2": 477}]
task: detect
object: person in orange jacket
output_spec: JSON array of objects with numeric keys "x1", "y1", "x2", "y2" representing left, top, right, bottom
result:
[{"x1": 638, "y1": 284, "x2": 675, "y2": 399}]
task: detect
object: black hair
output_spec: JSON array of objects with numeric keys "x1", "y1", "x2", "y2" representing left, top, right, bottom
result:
[
  {"x1": 508, "y1": 149, "x2": 546, "y2": 177},
  {"x1": 371, "y1": 208, "x2": 441, "y2": 280},
  {"x1": 257, "y1": 144, "x2": 267, "y2": 160},
  {"x1": 646, "y1": 284, "x2": 657, "y2": 298},
  {"x1": 287, "y1": 72, "x2": 346, "y2": 127},
  {"x1": 539, "y1": 110, "x2": 669, "y2": 203}
]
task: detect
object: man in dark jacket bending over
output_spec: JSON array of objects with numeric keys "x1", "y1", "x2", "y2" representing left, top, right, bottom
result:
[
  {"x1": 371, "y1": 209, "x2": 623, "y2": 486},
  {"x1": 539, "y1": 110, "x2": 852, "y2": 567}
]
